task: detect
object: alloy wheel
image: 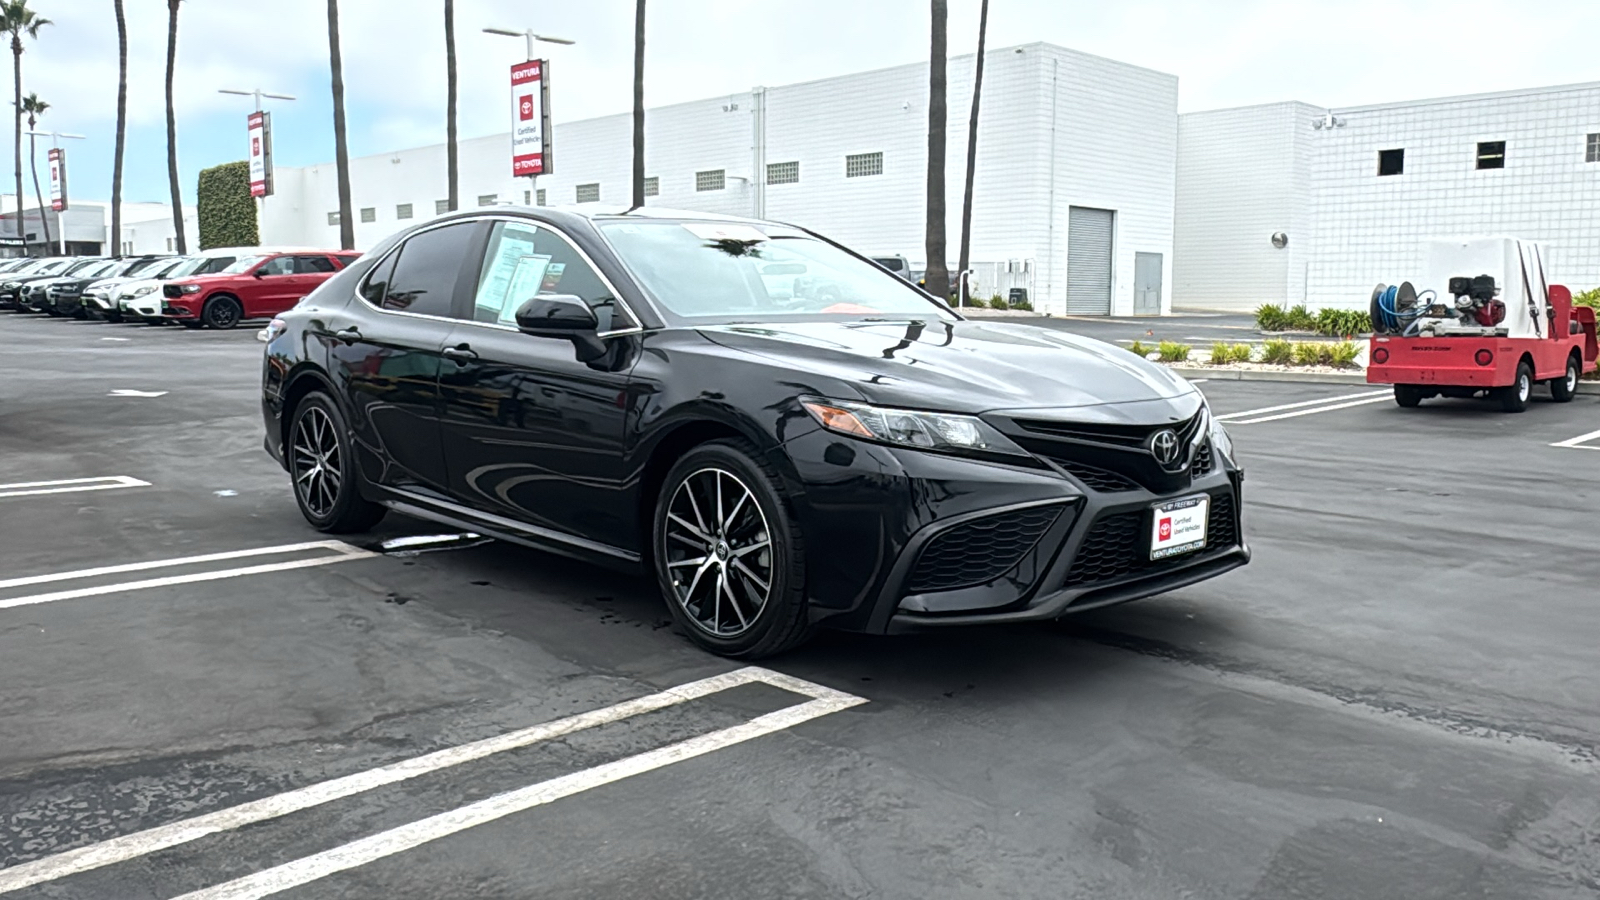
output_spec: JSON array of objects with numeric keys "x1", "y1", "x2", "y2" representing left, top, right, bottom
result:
[
  {"x1": 662, "y1": 467, "x2": 773, "y2": 638},
  {"x1": 291, "y1": 406, "x2": 343, "y2": 519}
]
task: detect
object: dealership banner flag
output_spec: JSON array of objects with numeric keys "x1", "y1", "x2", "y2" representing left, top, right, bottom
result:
[
  {"x1": 510, "y1": 59, "x2": 553, "y2": 177},
  {"x1": 48, "y1": 148, "x2": 67, "y2": 212},
  {"x1": 248, "y1": 111, "x2": 274, "y2": 197}
]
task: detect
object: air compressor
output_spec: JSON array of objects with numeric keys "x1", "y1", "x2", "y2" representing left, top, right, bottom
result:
[{"x1": 1366, "y1": 238, "x2": 1599, "y2": 411}]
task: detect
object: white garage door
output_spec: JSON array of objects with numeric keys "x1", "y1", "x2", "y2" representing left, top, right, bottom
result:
[{"x1": 1067, "y1": 207, "x2": 1115, "y2": 315}]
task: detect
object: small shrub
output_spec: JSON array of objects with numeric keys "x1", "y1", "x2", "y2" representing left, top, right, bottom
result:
[
  {"x1": 1573, "y1": 287, "x2": 1600, "y2": 309},
  {"x1": 1127, "y1": 340, "x2": 1152, "y2": 358},
  {"x1": 1206, "y1": 342, "x2": 1232, "y2": 365},
  {"x1": 1325, "y1": 341, "x2": 1361, "y2": 367},
  {"x1": 1286, "y1": 304, "x2": 1318, "y2": 330},
  {"x1": 1292, "y1": 342, "x2": 1324, "y2": 366},
  {"x1": 989, "y1": 295, "x2": 1009, "y2": 310},
  {"x1": 1009, "y1": 297, "x2": 1033, "y2": 311},
  {"x1": 1157, "y1": 341, "x2": 1192, "y2": 363},
  {"x1": 1261, "y1": 339, "x2": 1294, "y2": 364},
  {"x1": 1316, "y1": 308, "x2": 1373, "y2": 337},
  {"x1": 1226, "y1": 342, "x2": 1255, "y2": 364},
  {"x1": 1255, "y1": 304, "x2": 1288, "y2": 331}
]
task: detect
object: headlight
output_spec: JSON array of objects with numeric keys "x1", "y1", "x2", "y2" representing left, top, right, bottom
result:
[
  {"x1": 133, "y1": 285, "x2": 156, "y2": 296},
  {"x1": 180, "y1": 284, "x2": 201, "y2": 294},
  {"x1": 801, "y1": 398, "x2": 1029, "y2": 458},
  {"x1": 2, "y1": 281, "x2": 17, "y2": 290}
]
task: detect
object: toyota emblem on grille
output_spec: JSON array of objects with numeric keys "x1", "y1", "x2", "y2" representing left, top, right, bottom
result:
[{"x1": 1149, "y1": 429, "x2": 1182, "y2": 469}]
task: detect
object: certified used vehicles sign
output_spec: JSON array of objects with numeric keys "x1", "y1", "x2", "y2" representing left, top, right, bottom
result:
[{"x1": 1150, "y1": 495, "x2": 1209, "y2": 560}]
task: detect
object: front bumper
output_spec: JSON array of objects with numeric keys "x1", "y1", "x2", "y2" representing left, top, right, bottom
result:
[{"x1": 783, "y1": 425, "x2": 1248, "y2": 635}]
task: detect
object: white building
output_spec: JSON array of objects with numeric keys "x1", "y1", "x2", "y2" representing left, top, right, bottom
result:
[
  {"x1": 262, "y1": 42, "x2": 1179, "y2": 316},
  {"x1": 1175, "y1": 82, "x2": 1600, "y2": 311},
  {"x1": 0, "y1": 196, "x2": 197, "y2": 257}
]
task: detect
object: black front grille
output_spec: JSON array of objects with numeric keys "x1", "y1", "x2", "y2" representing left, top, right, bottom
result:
[
  {"x1": 1014, "y1": 410, "x2": 1205, "y2": 449},
  {"x1": 1063, "y1": 494, "x2": 1239, "y2": 588},
  {"x1": 1050, "y1": 458, "x2": 1141, "y2": 493},
  {"x1": 1190, "y1": 441, "x2": 1214, "y2": 477},
  {"x1": 906, "y1": 505, "x2": 1063, "y2": 593},
  {"x1": 163, "y1": 283, "x2": 183, "y2": 299}
]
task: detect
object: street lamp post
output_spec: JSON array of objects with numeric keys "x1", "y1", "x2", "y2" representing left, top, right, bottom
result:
[
  {"x1": 484, "y1": 27, "x2": 574, "y2": 204},
  {"x1": 218, "y1": 88, "x2": 296, "y2": 113},
  {"x1": 26, "y1": 130, "x2": 84, "y2": 256}
]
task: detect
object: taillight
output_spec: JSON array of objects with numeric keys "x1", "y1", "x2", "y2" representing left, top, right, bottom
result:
[
  {"x1": 1475, "y1": 349, "x2": 1494, "y2": 367},
  {"x1": 258, "y1": 317, "x2": 288, "y2": 344},
  {"x1": 1372, "y1": 348, "x2": 1389, "y2": 364}
]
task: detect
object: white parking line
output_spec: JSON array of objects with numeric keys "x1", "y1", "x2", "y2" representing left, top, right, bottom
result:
[
  {"x1": 0, "y1": 476, "x2": 150, "y2": 499},
  {"x1": 1550, "y1": 427, "x2": 1600, "y2": 450},
  {"x1": 0, "y1": 668, "x2": 865, "y2": 896},
  {"x1": 1226, "y1": 394, "x2": 1394, "y2": 425},
  {"x1": 1213, "y1": 389, "x2": 1389, "y2": 423},
  {"x1": 0, "y1": 541, "x2": 374, "y2": 611}
]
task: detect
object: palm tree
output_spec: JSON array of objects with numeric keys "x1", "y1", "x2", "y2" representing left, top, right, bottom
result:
[
  {"x1": 111, "y1": 0, "x2": 128, "y2": 256},
  {"x1": 923, "y1": 0, "x2": 950, "y2": 301},
  {"x1": 1, "y1": 1, "x2": 49, "y2": 244},
  {"x1": 327, "y1": 0, "x2": 354, "y2": 249},
  {"x1": 631, "y1": 0, "x2": 646, "y2": 209},
  {"x1": 956, "y1": 0, "x2": 989, "y2": 306},
  {"x1": 164, "y1": 0, "x2": 186, "y2": 254},
  {"x1": 20, "y1": 91, "x2": 45, "y2": 250},
  {"x1": 444, "y1": 0, "x2": 458, "y2": 213}
]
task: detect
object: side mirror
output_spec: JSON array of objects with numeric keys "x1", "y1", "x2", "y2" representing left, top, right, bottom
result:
[
  {"x1": 514, "y1": 294, "x2": 607, "y2": 362},
  {"x1": 253, "y1": 269, "x2": 267, "y2": 278},
  {"x1": 514, "y1": 294, "x2": 598, "y2": 335}
]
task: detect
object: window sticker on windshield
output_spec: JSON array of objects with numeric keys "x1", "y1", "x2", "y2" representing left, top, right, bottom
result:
[{"x1": 682, "y1": 223, "x2": 768, "y2": 243}]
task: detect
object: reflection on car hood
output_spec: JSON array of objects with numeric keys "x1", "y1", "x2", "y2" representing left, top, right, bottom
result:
[{"x1": 696, "y1": 319, "x2": 1198, "y2": 413}]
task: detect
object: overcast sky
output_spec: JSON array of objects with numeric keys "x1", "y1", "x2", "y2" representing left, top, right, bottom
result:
[{"x1": 16, "y1": 0, "x2": 1600, "y2": 207}]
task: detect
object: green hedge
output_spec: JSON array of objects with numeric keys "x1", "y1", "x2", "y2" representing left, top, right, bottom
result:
[{"x1": 196, "y1": 161, "x2": 260, "y2": 251}]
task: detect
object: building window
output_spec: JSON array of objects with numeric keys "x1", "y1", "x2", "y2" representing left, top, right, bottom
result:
[
  {"x1": 166, "y1": 237, "x2": 175, "y2": 251},
  {"x1": 1587, "y1": 133, "x2": 1600, "y2": 163},
  {"x1": 360, "y1": 207, "x2": 376, "y2": 223},
  {"x1": 767, "y1": 161, "x2": 800, "y2": 185},
  {"x1": 536, "y1": 188, "x2": 547, "y2": 207},
  {"x1": 695, "y1": 170, "x2": 726, "y2": 192},
  {"x1": 846, "y1": 151, "x2": 884, "y2": 178},
  {"x1": 523, "y1": 190, "x2": 532, "y2": 205},
  {"x1": 643, "y1": 176, "x2": 660, "y2": 197},
  {"x1": 396, "y1": 203, "x2": 414, "y2": 220},
  {"x1": 436, "y1": 199, "x2": 451, "y2": 215},
  {"x1": 327, "y1": 211, "x2": 341, "y2": 226},
  {"x1": 1377, "y1": 149, "x2": 1404, "y2": 176},
  {"x1": 576, "y1": 183, "x2": 600, "y2": 203},
  {"x1": 1476, "y1": 141, "x2": 1506, "y2": 170},
  {"x1": 477, "y1": 193, "x2": 498, "y2": 207}
]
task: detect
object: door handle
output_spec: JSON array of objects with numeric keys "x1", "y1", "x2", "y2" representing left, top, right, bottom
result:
[
  {"x1": 442, "y1": 344, "x2": 478, "y2": 363},
  {"x1": 334, "y1": 327, "x2": 362, "y2": 343}
]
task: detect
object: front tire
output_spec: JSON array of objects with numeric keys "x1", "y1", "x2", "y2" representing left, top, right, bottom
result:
[
  {"x1": 202, "y1": 295, "x2": 243, "y2": 329},
  {"x1": 287, "y1": 392, "x2": 387, "y2": 533},
  {"x1": 1393, "y1": 384, "x2": 1424, "y2": 408},
  {"x1": 1499, "y1": 361, "x2": 1533, "y2": 413},
  {"x1": 653, "y1": 440, "x2": 812, "y2": 658},
  {"x1": 1550, "y1": 354, "x2": 1580, "y2": 403}
]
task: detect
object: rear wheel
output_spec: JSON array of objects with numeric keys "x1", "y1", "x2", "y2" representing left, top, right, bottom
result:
[
  {"x1": 1550, "y1": 354, "x2": 1580, "y2": 403},
  {"x1": 1393, "y1": 384, "x2": 1424, "y2": 408},
  {"x1": 203, "y1": 295, "x2": 243, "y2": 329},
  {"x1": 1499, "y1": 361, "x2": 1533, "y2": 413},
  {"x1": 653, "y1": 440, "x2": 812, "y2": 658},
  {"x1": 288, "y1": 392, "x2": 387, "y2": 533}
]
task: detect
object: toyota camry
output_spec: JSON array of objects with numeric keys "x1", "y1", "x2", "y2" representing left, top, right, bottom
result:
[{"x1": 261, "y1": 207, "x2": 1247, "y2": 658}]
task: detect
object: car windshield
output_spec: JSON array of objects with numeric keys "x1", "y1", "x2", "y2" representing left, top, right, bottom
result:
[
  {"x1": 121, "y1": 257, "x2": 167, "y2": 277},
  {"x1": 80, "y1": 260, "x2": 119, "y2": 278},
  {"x1": 597, "y1": 220, "x2": 951, "y2": 322},
  {"x1": 220, "y1": 255, "x2": 268, "y2": 275},
  {"x1": 63, "y1": 259, "x2": 104, "y2": 275},
  {"x1": 153, "y1": 257, "x2": 198, "y2": 278}
]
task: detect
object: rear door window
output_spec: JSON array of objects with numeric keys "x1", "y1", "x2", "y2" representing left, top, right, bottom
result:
[
  {"x1": 293, "y1": 255, "x2": 339, "y2": 275},
  {"x1": 378, "y1": 223, "x2": 478, "y2": 318}
]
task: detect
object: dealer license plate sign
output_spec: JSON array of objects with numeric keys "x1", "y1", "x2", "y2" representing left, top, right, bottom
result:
[{"x1": 1150, "y1": 495, "x2": 1209, "y2": 560}]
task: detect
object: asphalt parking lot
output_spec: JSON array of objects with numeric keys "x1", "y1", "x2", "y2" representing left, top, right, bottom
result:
[{"x1": 3, "y1": 313, "x2": 1599, "y2": 899}]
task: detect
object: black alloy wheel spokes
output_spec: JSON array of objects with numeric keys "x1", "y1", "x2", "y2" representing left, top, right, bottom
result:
[
  {"x1": 663, "y1": 467, "x2": 773, "y2": 637},
  {"x1": 291, "y1": 406, "x2": 343, "y2": 518}
]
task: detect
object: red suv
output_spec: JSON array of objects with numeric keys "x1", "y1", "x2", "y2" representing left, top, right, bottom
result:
[{"x1": 162, "y1": 250, "x2": 362, "y2": 329}]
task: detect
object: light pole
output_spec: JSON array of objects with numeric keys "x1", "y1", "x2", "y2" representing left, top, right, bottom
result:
[
  {"x1": 218, "y1": 88, "x2": 296, "y2": 113},
  {"x1": 485, "y1": 27, "x2": 574, "y2": 206},
  {"x1": 26, "y1": 130, "x2": 84, "y2": 256}
]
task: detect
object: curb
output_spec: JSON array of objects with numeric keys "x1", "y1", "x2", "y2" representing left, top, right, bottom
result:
[{"x1": 1168, "y1": 367, "x2": 1368, "y2": 385}]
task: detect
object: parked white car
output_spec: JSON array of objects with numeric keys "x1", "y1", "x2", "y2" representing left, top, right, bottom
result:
[{"x1": 115, "y1": 246, "x2": 317, "y2": 321}]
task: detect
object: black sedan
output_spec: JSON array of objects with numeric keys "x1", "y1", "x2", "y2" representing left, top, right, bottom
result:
[{"x1": 261, "y1": 208, "x2": 1247, "y2": 657}]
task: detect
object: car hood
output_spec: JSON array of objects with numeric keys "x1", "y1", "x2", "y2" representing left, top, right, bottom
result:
[{"x1": 695, "y1": 318, "x2": 1198, "y2": 414}]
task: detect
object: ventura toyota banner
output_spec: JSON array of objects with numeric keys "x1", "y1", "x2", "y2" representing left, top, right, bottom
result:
[
  {"x1": 48, "y1": 148, "x2": 67, "y2": 211},
  {"x1": 248, "y1": 111, "x2": 274, "y2": 197},
  {"x1": 510, "y1": 59, "x2": 553, "y2": 177}
]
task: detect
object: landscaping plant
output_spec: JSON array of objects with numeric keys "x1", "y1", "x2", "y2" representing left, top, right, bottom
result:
[
  {"x1": 1255, "y1": 303, "x2": 1288, "y2": 331},
  {"x1": 1325, "y1": 341, "x2": 1361, "y2": 367},
  {"x1": 1292, "y1": 342, "x2": 1324, "y2": 366},
  {"x1": 1157, "y1": 341, "x2": 1192, "y2": 363},
  {"x1": 1226, "y1": 342, "x2": 1254, "y2": 363},
  {"x1": 1286, "y1": 304, "x2": 1317, "y2": 330},
  {"x1": 1572, "y1": 287, "x2": 1600, "y2": 309},
  {"x1": 1315, "y1": 308, "x2": 1372, "y2": 338},
  {"x1": 989, "y1": 295, "x2": 1009, "y2": 310},
  {"x1": 1261, "y1": 339, "x2": 1294, "y2": 364},
  {"x1": 1126, "y1": 340, "x2": 1152, "y2": 358}
]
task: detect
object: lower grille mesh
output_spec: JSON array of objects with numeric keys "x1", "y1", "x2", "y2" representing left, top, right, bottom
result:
[
  {"x1": 906, "y1": 506, "x2": 1062, "y2": 593},
  {"x1": 1063, "y1": 494, "x2": 1238, "y2": 588}
]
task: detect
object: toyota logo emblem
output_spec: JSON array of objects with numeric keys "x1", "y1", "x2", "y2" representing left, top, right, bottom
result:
[{"x1": 1149, "y1": 430, "x2": 1182, "y2": 469}]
